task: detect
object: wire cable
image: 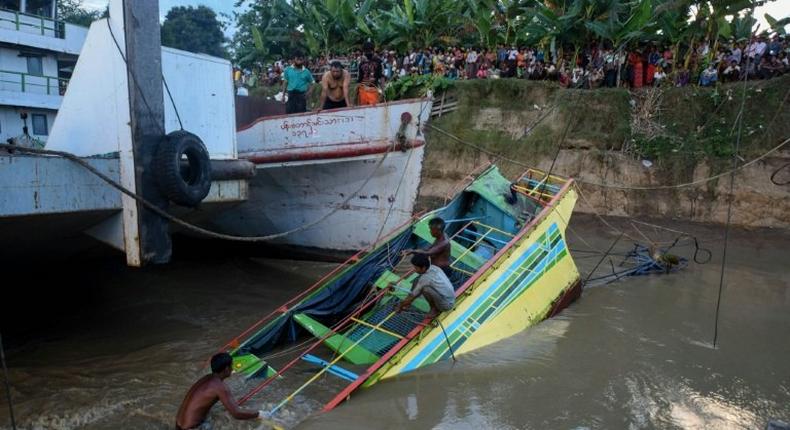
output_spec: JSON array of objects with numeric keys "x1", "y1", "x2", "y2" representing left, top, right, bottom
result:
[
  {"x1": 713, "y1": 16, "x2": 758, "y2": 348},
  {"x1": 428, "y1": 122, "x2": 790, "y2": 191}
]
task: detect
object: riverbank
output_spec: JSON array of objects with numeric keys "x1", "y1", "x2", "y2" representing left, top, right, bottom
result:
[{"x1": 420, "y1": 75, "x2": 790, "y2": 228}]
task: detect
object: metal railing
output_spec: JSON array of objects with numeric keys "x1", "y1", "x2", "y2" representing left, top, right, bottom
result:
[
  {"x1": 0, "y1": 8, "x2": 65, "y2": 39},
  {"x1": 0, "y1": 70, "x2": 69, "y2": 96}
]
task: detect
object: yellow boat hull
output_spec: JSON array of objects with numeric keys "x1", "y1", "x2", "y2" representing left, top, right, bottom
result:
[{"x1": 368, "y1": 186, "x2": 580, "y2": 383}]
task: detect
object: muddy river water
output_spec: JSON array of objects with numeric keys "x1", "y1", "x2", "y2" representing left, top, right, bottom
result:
[{"x1": 1, "y1": 215, "x2": 788, "y2": 430}]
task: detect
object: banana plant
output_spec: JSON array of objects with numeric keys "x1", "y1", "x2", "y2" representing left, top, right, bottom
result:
[
  {"x1": 378, "y1": 0, "x2": 462, "y2": 51},
  {"x1": 292, "y1": 0, "x2": 376, "y2": 57},
  {"x1": 764, "y1": 13, "x2": 790, "y2": 36},
  {"x1": 585, "y1": 0, "x2": 653, "y2": 84},
  {"x1": 521, "y1": 0, "x2": 575, "y2": 60}
]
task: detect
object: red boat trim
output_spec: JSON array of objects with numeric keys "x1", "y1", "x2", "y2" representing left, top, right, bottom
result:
[
  {"x1": 547, "y1": 279, "x2": 583, "y2": 318},
  {"x1": 242, "y1": 139, "x2": 387, "y2": 153},
  {"x1": 237, "y1": 286, "x2": 393, "y2": 405},
  {"x1": 243, "y1": 139, "x2": 423, "y2": 165},
  {"x1": 236, "y1": 97, "x2": 431, "y2": 132},
  {"x1": 322, "y1": 177, "x2": 576, "y2": 412}
]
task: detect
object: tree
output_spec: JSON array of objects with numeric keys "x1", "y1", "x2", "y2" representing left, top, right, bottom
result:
[
  {"x1": 161, "y1": 6, "x2": 227, "y2": 58},
  {"x1": 376, "y1": 0, "x2": 462, "y2": 51},
  {"x1": 57, "y1": 0, "x2": 104, "y2": 27},
  {"x1": 232, "y1": 0, "x2": 304, "y2": 68}
]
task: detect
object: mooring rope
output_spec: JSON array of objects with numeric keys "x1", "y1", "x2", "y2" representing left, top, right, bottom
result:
[{"x1": 0, "y1": 142, "x2": 393, "y2": 243}]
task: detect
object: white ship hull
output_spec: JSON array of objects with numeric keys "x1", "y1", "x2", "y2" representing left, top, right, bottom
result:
[{"x1": 213, "y1": 98, "x2": 431, "y2": 251}]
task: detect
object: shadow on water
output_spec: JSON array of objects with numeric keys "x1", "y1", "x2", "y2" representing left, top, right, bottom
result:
[{"x1": 1, "y1": 215, "x2": 789, "y2": 429}]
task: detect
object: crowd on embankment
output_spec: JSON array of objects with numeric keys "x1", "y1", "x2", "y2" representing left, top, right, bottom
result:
[{"x1": 234, "y1": 35, "x2": 789, "y2": 92}]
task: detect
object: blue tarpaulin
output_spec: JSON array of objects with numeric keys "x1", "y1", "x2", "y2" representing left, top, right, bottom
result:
[{"x1": 238, "y1": 229, "x2": 413, "y2": 356}]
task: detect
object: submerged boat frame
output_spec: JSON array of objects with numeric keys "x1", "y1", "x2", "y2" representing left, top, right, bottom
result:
[{"x1": 215, "y1": 164, "x2": 582, "y2": 416}]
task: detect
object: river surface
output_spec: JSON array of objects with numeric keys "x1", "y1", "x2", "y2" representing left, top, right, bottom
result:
[{"x1": 1, "y1": 215, "x2": 788, "y2": 430}]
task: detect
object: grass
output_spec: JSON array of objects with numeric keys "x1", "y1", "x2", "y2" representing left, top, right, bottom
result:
[
  {"x1": 425, "y1": 79, "x2": 632, "y2": 178},
  {"x1": 425, "y1": 75, "x2": 789, "y2": 182}
]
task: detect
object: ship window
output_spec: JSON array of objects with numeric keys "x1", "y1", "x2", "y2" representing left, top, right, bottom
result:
[
  {"x1": 0, "y1": 1, "x2": 20, "y2": 12},
  {"x1": 27, "y1": 57, "x2": 43, "y2": 76},
  {"x1": 32, "y1": 114, "x2": 47, "y2": 135},
  {"x1": 25, "y1": 0, "x2": 52, "y2": 18}
]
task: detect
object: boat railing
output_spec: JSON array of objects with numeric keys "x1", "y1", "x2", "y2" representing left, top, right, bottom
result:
[
  {"x1": 0, "y1": 7, "x2": 66, "y2": 38},
  {"x1": 217, "y1": 212, "x2": 425, "y2": 357},
  {"x1": 236, "y1": 219, "x2": 507, "y2": 412},
  {"x1": 0, "y1": 70, "x2": 69, "y2": 96},
  {"x1": 237, "y1": 267, "x2": 419, "y2": 406},
  {"x1": 512, "y1": 168, "x2": 568, "y2": 204}
]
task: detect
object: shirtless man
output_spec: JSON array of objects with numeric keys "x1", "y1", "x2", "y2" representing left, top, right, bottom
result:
[
  {"x1": 316, "y1": 60, "x2": 352, "y2": 112},
  {"x1": 403, "y1": 217, "x2": 452, "y2": 277},
  {"x1": 175, "y1": 353, "x2": 264, "y2": 430}
]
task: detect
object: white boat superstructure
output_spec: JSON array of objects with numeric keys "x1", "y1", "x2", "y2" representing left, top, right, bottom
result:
[{"x1": 211, "y1": 99, "x2": 432, "y2": 251}]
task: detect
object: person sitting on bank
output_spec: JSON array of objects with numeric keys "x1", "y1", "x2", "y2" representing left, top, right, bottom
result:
[
  {"x1": 397, "y1": 254, "x2": 456, "y2": 319},
  {"x1": 402, "y1": 217, "x2": 453, "y2": 280},
  {"x1": 316, "y1": 60, "x2": 352, "y2": 112},
  {"x1": 281, "y1": 53, "x2": 315, "y2": 114},
  {"x1": 175, "y1": 352, "x2": 265, "y2": 430}
]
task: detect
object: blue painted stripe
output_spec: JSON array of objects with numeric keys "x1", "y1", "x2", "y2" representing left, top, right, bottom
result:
[{"x1": 401, "y1": 224, "x2": 563, "y2": 371}]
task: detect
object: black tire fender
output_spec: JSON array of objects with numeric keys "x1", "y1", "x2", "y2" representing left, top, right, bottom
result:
[{"x1": 153, "y1": 130, "x2": 212, "y2": 207}]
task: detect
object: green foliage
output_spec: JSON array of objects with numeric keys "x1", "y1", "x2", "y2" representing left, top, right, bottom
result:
[
  {"x1": 384, "y1": 74, "x2": 454, "y2": 100},
  {"x1": 57, "y1": 0, "x2": 104, "y2": 27},
  {"x1": 232, "y1": 0, "x2": 302, "y2": 68},
  {"x1": 230, "y1": 0, "x2": 783, "y2": 73},
  {"x1": 765, "y1": 13, "x2": 790, "y2": 36},
  {"x1": 161, "y1": 6, "x2": 227, "y2": 58},
  {"x1": 631, "y1": 75, "x2": 790, "y2": 163}
]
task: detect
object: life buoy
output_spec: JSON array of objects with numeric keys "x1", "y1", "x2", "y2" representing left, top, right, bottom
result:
[{"x1": 153, "y1": 131, "x2": 212, "y2": 207}]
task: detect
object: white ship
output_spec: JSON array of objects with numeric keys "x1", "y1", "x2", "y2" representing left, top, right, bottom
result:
[
  {"x1": 209, "y1": 99, "x2": 431, "y2": 252},
  {"x1": 0, "y1": 0, "x2": 430, "y2": 263}
]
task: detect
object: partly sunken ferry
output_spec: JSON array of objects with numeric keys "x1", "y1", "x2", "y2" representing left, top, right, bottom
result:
[{"x1": 219, "y1": 164, "x2": 582, "y2": 417}]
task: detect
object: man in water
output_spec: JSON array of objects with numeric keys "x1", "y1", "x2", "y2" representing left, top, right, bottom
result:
[
  {"x1": 397, "y1": 254, "x2": 455, "y2": 318},
  {"x1": 175, "y1": 352, "x2": 265, "y2": 429},
  {"x1": 403, "y1": 217, "x2": 452, "y2": 277},
  {"x1": 316, "y1": 60, "x2": 352, "y2": 112},
  {"x1": 281, "y1": 53, "x2": 315, "y2": 114}
]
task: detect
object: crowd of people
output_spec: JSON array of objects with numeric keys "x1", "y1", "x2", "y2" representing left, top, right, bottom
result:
[{"x1": 233, "y1": 35, "x2": 789, "y2": 99}]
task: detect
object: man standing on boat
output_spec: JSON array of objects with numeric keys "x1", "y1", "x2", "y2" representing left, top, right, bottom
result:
[
  {"x1": 281, "y1": 53, "x2": 315, "y2": 114},
  {"x1": 403, "y1": 217, "x2": 456, "y2": 283},
  {"x1": 175, "y1": 352, "x2": 266, "y2": 429},
  {"x1": 316, "y1": 61, "x2": 352, "y2": 112},
  {"x1": 357, "y1": 41, "x2": 383, "y2": 105},
  {"x1": 397, "y1": 254, "x2": 456, "y2": 318}
]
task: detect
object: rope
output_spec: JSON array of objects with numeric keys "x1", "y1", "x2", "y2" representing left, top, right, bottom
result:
[
  {"x1": 163, "y1": 76, "x2": 184, "y2": 131},
  {"x1": 770, "y1": 162, "x2": 790, "y2": 186},
  {"x1": 713, "y1": 19, "x2": 756, "y2": 348},
  {"x1": 582, "y1": 232, "x2": 624, "y2": 286},
  {"x1": 428, "y1": 123, "x2": 790, "y2": 191},
  {"x1": 107, "y1": 17, "x2": 184, "y2": 132},
  {"x1": 0, "y1": 332, "x2": 17, "y2": 430},
  {"x1": 0, "y1": 143, "x2": 392, "y2": 242},
  {"x1": 436, "y1": 320, "x2": 456, "y2": 362},
  {"x1": 267, "y1": 310, "x2": 399, "y2": 416},
  {"x1": 539, "y1": 117, "x2": 573, "y2": 198},
  {"x1": 11, "y1": 19, "x2": 400, "y2": 244}
]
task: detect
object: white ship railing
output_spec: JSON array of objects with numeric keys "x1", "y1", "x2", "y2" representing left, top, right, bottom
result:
[{"x1": 0, "y1": 8, "x2": 65, "y2": 39}]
